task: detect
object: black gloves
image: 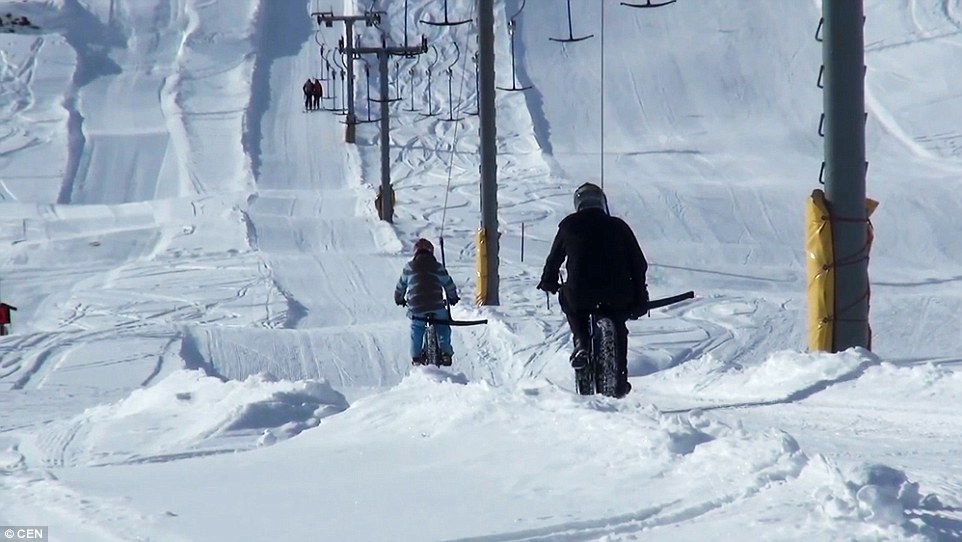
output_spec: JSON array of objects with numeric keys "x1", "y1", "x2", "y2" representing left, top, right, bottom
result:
[
  {"x1": 448, "y1": 296, "x2": 460, "y2": 306},
  {"x1": 395, "y1": 296, "x2": 406, "y2": 307},
  {"x1": 537, "y1": 278, "x2": 559, "y2": 294},
  {"x1": 637, "y1": 284, "x2": 650, "y2": 308},
  {"x1": 630, "y1": 284, "x2": 650, "y2": 318}
]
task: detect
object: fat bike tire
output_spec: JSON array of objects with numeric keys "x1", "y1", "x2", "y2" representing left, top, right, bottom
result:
[
  {"x1": 424, "y1": 325, "x2": 441, "y2": 367},
  {"x1": 575, "y1": 366, "x2": 594, "y2": 395},
  {"x1": 593, "y1": 317, "x2": 619, "y2": 397}
]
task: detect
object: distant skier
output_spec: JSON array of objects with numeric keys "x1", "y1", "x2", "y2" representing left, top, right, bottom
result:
[
  {"x1": 537, "y1": 182, "x2": 649, "y2": 397},
  {"x1": 311, "y1": 78, "x2": 324, "y2": 110},
  {"x1": 394, "y1": 238, "x2": 460, "y2": 366},
  {"x1": 302, "y1": 78, "x2": 314, "y2": 110}
]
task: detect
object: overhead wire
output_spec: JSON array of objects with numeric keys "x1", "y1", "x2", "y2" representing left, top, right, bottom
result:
[
  {"x1": 600, "y1": 0, "x2": 606, "y2": 190},
  {"x1": 437, "y1": 10, "x2": 478, "y2": 264}
]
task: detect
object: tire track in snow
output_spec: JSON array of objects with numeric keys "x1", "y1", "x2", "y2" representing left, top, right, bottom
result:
[
  {"x1": 0, "y1": 469, "x2": 189, "y2": 542},
  {"x1": 0, "y1": 36, "x2": 42, "y2": 121},
  {"x1": 33, "y1": 415, "x2": 85, "y2": 468},
  {"x1": 0, "y1": 333, "x2": 53, "y2": 382},
  {"x1": 9, "y1": 343, "x2": 59, "y2": 390},
  {"x1": 3, "y1": 238, "x2": 285, "y2": 390},
  {"x1": 446, "y1": 433, "x2": 805, "y2": 541},
  {"x1": 866, "y1": 0, "x2": 962, "y2": 162},
  {"x1": 237, "y1": 207, "x2": 306, "y2": 328},
  {"x1": 944, "y1": 0, "x2": 962, "y2": 32},
  {"x1": 9, "y1": 333, "x2": 168, "y2": 393}
]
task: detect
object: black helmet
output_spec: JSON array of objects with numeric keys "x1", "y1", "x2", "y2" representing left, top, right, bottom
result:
[
  {"x1": 573, "y1": 182, "x2": 607, "y2": 212},
  {"x1": 413, "y1": 238, "x2": 434, "y2": 255}
]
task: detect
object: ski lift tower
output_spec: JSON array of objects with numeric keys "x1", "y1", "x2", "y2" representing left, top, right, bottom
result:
[
  {"x1": 312, "y1": 9, "x2": 383, "y2": 143},
  {"x1": 818, "y1": 1, "x2": 870, "y2": 351},
  {"x1": 341, "y1": 36, "x2": 428, "y2": 222},
  {"x1": 476, "y1": 0, "x2": 499, "y2": 305}
]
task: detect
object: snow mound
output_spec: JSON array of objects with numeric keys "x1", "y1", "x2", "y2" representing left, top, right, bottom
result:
[
  {"x1": 0, "y1": 446, "x2": 25, "y2": 472},
  {"x1": 829, "y1": 360, "x2": 962, "y2": 409},
  {"x1": 650, "y1": 348, "x2": 878, "y2": 407},
  {"x1": 32, "y1": 370, "x2": 348, "y2": 466},
  {"x1": 277, "y1": 378, "x2": 810, "y2": 539},
  {"x1": 405, "y1": 365, "x2": 470, "y2": 385},
  {"x1": 811, "y1": 458, "x2": 953, "y2": 539}
]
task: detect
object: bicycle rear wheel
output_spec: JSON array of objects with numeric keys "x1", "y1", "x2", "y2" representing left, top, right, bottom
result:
[
  {"x1": 574, "y1": 366, "x2": 594, "y2": 395},
  {"x1": 423, "y1": 324, "x2": 442, "y2": 366},
  {"x1": 592, "y1": 316, "x2": 619, "y2": 397}
]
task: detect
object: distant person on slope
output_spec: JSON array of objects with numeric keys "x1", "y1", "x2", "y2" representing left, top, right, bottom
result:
[
  {"x1": 311, "y1": 78, "x2": 323, "y2": 110},
  {"x1": 302, "y1": 78, "x2": 314, "y2": 110},
  {"x1": 395, "y1": 238, "x2": 460, "y2": 366},
  {"x1": 537, "y1": 182, "x2": 649, "y2": 397}
]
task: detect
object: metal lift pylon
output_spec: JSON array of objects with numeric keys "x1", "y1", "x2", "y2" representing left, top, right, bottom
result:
[
  {"x1": 341, "y1": 35, "x2": 429, "y2": 222},
  {"x1": 313, "y1": 8, "x2": 384, "y2": 142}
]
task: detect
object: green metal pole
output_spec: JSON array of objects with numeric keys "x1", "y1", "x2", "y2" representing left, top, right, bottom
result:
[{"x1": 822, "y1": 0, "x2": 869, "y2": 350}]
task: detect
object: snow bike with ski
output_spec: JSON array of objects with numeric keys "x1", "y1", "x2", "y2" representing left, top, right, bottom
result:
[
  {"x1": 573, "y1": 291, "x2": 695, "y2": 398},
  {"x1": 410, "y1": 308, "x2": 487, "y2": 367}
]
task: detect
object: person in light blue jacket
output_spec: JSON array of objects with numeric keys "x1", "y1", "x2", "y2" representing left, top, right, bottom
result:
[{"x1": 394, "y1": 238, "x2": 460, "y2": 365}]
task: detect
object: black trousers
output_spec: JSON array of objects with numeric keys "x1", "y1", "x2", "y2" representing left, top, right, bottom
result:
[{"x1": 559, "y1": 290, "x2": 630, "y2": 378}]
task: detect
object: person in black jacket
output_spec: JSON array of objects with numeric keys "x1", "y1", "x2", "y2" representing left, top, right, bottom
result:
[
  {"x1": 537, "y1": 182, "x2": 648, "y2": 397},
  {"x1": 311, "y1": 78, "x2": 323, "y2": 110},
  {"x1": 395, "y1": 238, "x2": 461, "y2": 365},
  {"x1": 302, "y1": 78, "x2": 314, "y2": 110}
]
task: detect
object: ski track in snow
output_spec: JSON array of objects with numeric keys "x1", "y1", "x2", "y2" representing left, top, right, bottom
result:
[{"x1": 0, "y1": 466, "x2": 190, "y2": 542}]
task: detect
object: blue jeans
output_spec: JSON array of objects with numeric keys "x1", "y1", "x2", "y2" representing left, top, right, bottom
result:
[{"x1": 410, "y1": 309, "x2": 453, "y2": 357}]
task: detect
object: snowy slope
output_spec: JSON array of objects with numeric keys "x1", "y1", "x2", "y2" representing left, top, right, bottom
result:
[{"x1": 1, "y1": 0, "x2": 961, "y2": 540}]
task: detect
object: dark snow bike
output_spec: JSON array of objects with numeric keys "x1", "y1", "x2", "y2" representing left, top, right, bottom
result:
[
  {"x1": 411, "y1": 306, "x2": 488, "y2": 367},
  {"x1": 572, "y1": 291, "x2": 695, "y2": 397},
  {"x1": 574, "y1": 308, "x2": 620, "y2": 396}
]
